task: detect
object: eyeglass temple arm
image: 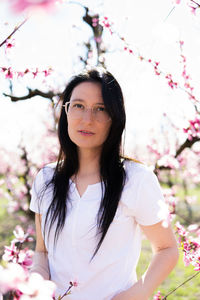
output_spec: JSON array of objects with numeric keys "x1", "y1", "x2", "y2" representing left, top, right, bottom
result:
[{"x1": 62, "y1": 101, "x2": 70, "y2": 107}]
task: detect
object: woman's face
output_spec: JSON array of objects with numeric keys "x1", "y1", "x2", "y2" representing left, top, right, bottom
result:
[{"x1": 66, "y1": 81, "x2": 112, "y2": 152}]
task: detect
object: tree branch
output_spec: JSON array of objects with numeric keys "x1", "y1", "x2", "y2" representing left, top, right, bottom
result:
[
  {"x1": 154, "y1": 136, "x2": 200, "y2": 173},
  {"x1": 0, "y1": 18, "x2": 28, "y2": 48},
  {"x1": 175, "y1": 136, "x2": 200, "y2": 157},
  {"x1": 3, "y1": 88, "x2": 61, "y2": 102}
]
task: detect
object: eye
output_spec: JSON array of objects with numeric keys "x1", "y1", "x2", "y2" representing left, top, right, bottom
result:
[
  {"x1": 73, "y1": 103, "x2": 84, "y2": 109},
  {"x1": 96, "y1": 106, "x2": 106, "y2": 112}
]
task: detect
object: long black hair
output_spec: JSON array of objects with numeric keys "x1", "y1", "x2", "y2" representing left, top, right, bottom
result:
[{"x1": 39, "y1": 67, "x2": 130, "y2": 262}]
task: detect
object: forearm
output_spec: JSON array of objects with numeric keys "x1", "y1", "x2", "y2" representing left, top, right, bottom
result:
[
  {"x1": 128, "y1": 246, "x2": 179, "y2": 299},
  {"x1": 30, "y1": 251, "x2": 50, "y2": 280}
]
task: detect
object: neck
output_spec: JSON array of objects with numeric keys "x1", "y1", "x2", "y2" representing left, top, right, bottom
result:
[{"x1": 77, "y1": 147, "x2": 101, "y2": 177}]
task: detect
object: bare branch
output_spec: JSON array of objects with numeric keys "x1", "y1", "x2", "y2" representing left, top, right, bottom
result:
[
  {"x1": 175, "y1": 136, "x2": 200, "y2": 157},
  {"x1": 82, "y1": 6, "x2": 104, "y2": 66},
  {"x1": 154, "y1": 136, "x2": 200, "y2": 173},
  {"x1": 3, "y1": 88, "x2": 62, "y2": 102}
]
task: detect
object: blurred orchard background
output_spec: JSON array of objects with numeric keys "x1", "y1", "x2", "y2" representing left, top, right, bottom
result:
[{"x1": 0, "y1": 0, "x2": 200, "y2": 299}]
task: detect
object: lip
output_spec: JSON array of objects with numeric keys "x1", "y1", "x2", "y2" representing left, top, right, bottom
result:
[
  {"x1": 78, "y1": 130, "x2": 95, "y2": 136},
  {"x1": 78, "y1": 129, "x2": 94, "y2": 133}
]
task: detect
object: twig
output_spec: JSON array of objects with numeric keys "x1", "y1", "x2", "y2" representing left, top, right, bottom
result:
[
  {"x1": 0, "y1": 18, "x2": 28, "y2": 48},
  {"x1": 163, "y1": 6, "x2": 176, "y2": 22},
  {"x1": 163, "y1": 271, "x2": 200, "y2": 299}
]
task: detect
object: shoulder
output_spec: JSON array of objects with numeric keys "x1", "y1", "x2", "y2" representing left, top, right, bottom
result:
[
  {"x1": 30, "y1": 162, "x2": 57, "y2": 214},
  {"x1": 121, "y1": 159, "x2": 168, "y2": 225},
  {"x1": 123, "y1": 158, "x2": 154, "y2": 183},
  {"x1": 42, "y1": 162, "x2": 57, "y2": 173},
  {"x1": 34, "y1": 162, "x2": 57, "y2": 185}
]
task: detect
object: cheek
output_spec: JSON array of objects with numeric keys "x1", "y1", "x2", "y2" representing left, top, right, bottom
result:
[
  {"x1": 67, "y1": 116, "x2": 78, "y2": 139},
  {"x1": 99, "y1": 123, "x2": 112, "y2": 141}
]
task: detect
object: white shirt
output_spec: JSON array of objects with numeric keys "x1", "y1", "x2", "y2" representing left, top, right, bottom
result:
[{"x1": 29, "y1": 160, "x2": 168, "y2": 300}]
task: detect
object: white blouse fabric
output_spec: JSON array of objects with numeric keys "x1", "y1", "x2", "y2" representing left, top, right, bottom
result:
[{"x1": 29, "y1": 160, "x2": 169, "y2": 300}]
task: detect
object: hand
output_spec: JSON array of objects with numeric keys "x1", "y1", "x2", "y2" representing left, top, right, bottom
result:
[
  {"x1": 110, "y1": 289, "x2": 131, "y2": 300},
  {"x1": 111, "y1": 290, "x2": 148, "y2": 300},
  {"x1": 110, "y1": 279, "x2": 149, "y2": 300}
]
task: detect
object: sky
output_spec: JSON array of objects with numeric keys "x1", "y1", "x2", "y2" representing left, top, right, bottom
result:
[{"x1": 0, "y1": 0, "x2": 200, "y2": 160}]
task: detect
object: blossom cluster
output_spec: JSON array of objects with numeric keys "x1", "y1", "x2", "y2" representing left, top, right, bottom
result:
[
  {"x1": 175, "y1": 221, "x2": 200, "y2": 271},
  {"x1": 153, "y1": 290, "x2": 164, "y2": 300},
  {"x1": 2, "y1": 225, "x2": 34, "y2": 269},
  {"x1": 8, "y1": 0, "x2": 64, "y2": 14},
  {"x1": 0, "y1": 264, "x2": 56, "y2": 300},
  {"x1": 0, "y1": 225, "x2": 55, "y2": 299},
  {"x1": 175, "y1": 0, "x2": 200, "y2": 15},
  {"x1": 183, "y1": 116, "x2": 200, "y2": 141},
  {"x1": 0, "y1": 66, "x2": 53, "y2": 80},
  {"x1": 100, "y1": 16, "x2": 199, "y2": 108},
  {"x1": 179, "y1": 40, "x2": 198, "y2": 103},
  {"x1": 0, "y1": 225, "x2": 79, "y2": 299}
]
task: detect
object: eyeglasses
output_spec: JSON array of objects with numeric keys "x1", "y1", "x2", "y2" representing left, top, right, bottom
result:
[{"x1": 62, "y1": 101, "x2": 111, "y2": 123}]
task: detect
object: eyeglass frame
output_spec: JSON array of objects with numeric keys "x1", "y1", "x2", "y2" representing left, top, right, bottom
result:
[{"x1": 62, "y1": 101, "x2": 112, "y2": 123}]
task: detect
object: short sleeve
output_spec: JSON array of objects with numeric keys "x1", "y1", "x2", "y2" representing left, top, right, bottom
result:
[
  {"x1": 30, "y1": 168, "x2": 45, "y2": 214},
  {"x1": 29, "y1": 165, "x2": 54, "y2": 214},
  {"x1": 134, "y1": 168, "x2": 169, "y2": 226}
]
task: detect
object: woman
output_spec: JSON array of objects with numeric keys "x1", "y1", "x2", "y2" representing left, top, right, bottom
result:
[{"x1": 30, "y1": 67, "x2": 179, "y2": 300}]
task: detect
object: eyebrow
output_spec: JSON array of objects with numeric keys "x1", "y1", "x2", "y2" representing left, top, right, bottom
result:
[{"x1": 71, "y1": 98, "x2": 105, "y2": 105}]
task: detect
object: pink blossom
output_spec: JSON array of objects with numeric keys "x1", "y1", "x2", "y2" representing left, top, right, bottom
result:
[
  {"x1": 17, "y1": 71, "x2": 25, "y2": 78},
  {"x1": 3, "y1": 242, "x2": 18, "y2": 262},
  {"x1": 186, "y1": 195, "x2": 197, "y2": 204},
  {"x1": 18, "y1": 249, "x2": 34, "y2": 268},
  {"x1": 154, "y1": 65, "x2": 161, "y2": 76},
  {"x1": 9, "y1": 0, "x2": 58, "y2": 14},
  {"x1": 0, "y1": 263, "x2": 27, "y2": 294},
  {"x1": 18, "y1": 272, "x2": 56, "y2": 299},
  {"x1": 189, "y1": 248, "x2": 200, "y2": 271},
  {"x1": 27, "y1": 226, "x2": 35, "y2": 236},
  {"x1": 188, "y1": 224, "x2": 199, "y2": 232},
  {"x1": 190, "y1": 6, "x2": 197, "y2": 15},
  {"x1": 43, "y1": 67, "x2": 53, "y2": 77},
  {"x1": 92, "y1": 21, "x2": 98, "y2": 27},
  {"x1": 5, "y1": 67, "x2": 14, "y2": 79},
  {"x1": 18, "y1": 215, "x2": 29, "y2": 223},
  {"x1": 32, "y1": 68, "x2": 39, "y2": 78},
  {"x1": 183, "y1": 116, "x2": 200, "y2": 140},
  {"x1": 94, "y1": 37, "x2": 102, "y2": 43},
  {"x1": 157, "y1": 155, "x2": 179, "y2": 169},
  {"x1": 194, "y1": 261, "x2": 200, "y2": 271},
  {"x1": 183, "y1": 251, "x2": 191, "y2": 266},
  {"x1": 175, "y1": 221, "x2": 188, "y2": 237},
  {"x1": 100, "y1": 16, "x2": 113, "y2": 29},
  {"x1": 69, "y1": 279, "x2": 79, "y2": 287},
  {"x1": 163, "y1": 189, "x2": 179, "y2": 215},
  {"x1": 153, "y1": 290, "x2": 164, "y2": 299},
  {"x1": 92, "y1": 18, "x2": 98, "y2": 23},
  {"x1": 7, "y1": 200, "x2": 20, "y2": 213},
  {"x1": 13, "y1": 225, "x2": 29, "y2": 243},
  {"x1": 6, "y1": 39, "x2": 15, "y2": 48},
  {"x1": 165, "y1": 73, "x2": 178, "y2": 89},
  {"x1": 5, "y1": 38, "x2": 16, "y2": 55}
]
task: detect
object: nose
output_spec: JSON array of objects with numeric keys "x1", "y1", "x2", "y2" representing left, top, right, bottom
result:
[{"x1": 82, "y1": 108, "x2": 93, "y2": 122}]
